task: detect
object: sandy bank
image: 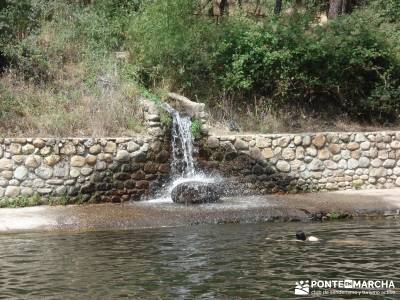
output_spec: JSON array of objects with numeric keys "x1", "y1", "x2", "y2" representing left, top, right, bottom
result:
[{"x1": 0, "y1": 188, "x2": 399, "y2": 233}]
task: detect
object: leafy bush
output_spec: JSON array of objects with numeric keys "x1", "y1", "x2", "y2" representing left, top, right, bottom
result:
[
  {"x1": 213, "y1": 9, "x2": 400, "y2": 121},
  {"x1": 127, "y1": 0, "x2": 217, "y2": 91},
  {"x1": 190, "y1": 118, "x2": 202, "y2": 139},
  {"x1": 128, "y1": 1, "x2": 400, "y2": 123}
]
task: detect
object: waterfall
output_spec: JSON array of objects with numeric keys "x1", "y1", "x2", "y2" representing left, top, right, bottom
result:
[
  {"x1": 145, "y1": 102, "x2": 220, "y2": 203},
  {"x1": 160, "y1": 102, "x2": 196, "y2": 178}
]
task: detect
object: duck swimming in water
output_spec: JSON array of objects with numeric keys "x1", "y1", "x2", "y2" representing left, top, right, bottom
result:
[{"x1": 296, "y1": 231, "x2": 319, "y2": 242}]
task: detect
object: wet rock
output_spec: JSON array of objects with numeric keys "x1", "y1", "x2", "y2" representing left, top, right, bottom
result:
[
  {"x1": 158, "y1": 164, "x2": 170, "y2": 173},
  {"x1": 207, "y1": 136, "x2": 219, "y2": 148},
  {"x1": 144, "y1": 162, "x2": 158, "y2": 174},
  {"x1": 136, "y1": 180, "x2": 149, "y2": 189},
  {"x1": 132, "y1": 170, "x2": 146, "y2": 180},
  {"x1": 133, "y1": 151, "x2": 147, "y2": 162},
  {"x1": 114, "y1": 173, "x2": 131, "y2": 181},
  {"x1": 171, "y1": 181, "x2": 220, "y2": 204},
  {"x1": 80, "y1": 182, "x2": 96, "y2": 194},
  {"x1": 156, "y1": 150, "x2": 170, "y2": 163},
  {"x1": 252, "y1": 164, "x2": 264, "y2": 175}
]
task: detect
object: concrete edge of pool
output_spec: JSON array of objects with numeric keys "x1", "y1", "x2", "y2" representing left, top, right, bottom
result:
[{"x1": 0, "y1": 188, "x2": 399, "y2": 233}]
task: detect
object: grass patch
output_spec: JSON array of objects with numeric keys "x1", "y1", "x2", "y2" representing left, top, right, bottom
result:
[
  {"x1": 0, "y1": 195, "x2": 42, "y2": 208},
  {"x1": 327, "y1": 211, "x2": 349, "y2": 220}
]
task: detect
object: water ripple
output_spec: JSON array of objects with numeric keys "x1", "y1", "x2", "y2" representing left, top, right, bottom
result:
[{"x1": 0, "y1": 220, "x2": 399, "y2": 299}]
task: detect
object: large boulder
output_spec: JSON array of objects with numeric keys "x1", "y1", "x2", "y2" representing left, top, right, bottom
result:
[{"x1": 171, "y1": 181, "x2": 220, "y2": 204}]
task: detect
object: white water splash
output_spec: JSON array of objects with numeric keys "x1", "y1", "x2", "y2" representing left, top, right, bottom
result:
[{"x1": 148, "y1": 103, "x2": 221, "y2": 203}]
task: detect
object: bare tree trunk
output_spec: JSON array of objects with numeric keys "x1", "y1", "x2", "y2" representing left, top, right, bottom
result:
[
  {"x1": 227, "y1": 0, "x2": 237, "y2": 15},
  {"x1": 328, "y1": 0, "x2": 355, "y2": 19},
  {"x1": 274, "y1": 0, "x2": 282, "y2": 14},
  {"x1": 212, "y1": 0, "x2": 222, "y2": 21},
  {"x1": 328, "y1": 0, "x2": 343, "y2": 19}
]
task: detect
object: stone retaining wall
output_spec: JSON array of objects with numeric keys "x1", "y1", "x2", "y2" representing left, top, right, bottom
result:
[
  {"x1": 0, "y1": 99, "x2": 171, "y2": 204},
  {"x1": 199, "y1": 132, "x2": 400, "y2": 193}
]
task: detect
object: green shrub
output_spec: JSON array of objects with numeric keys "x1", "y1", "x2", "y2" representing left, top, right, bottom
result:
[
  {"x1": 190, "y1": 118, "x2": 202, "y2": 139},
  {"x1": 127, "y1": 0, "x2": 217, "y2": 91}
]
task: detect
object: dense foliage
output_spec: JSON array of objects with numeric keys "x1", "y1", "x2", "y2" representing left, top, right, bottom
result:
[
  {"x1": 1, "y1": 0, "x2": 400, "y2": 134},
  {"x1": 129, "y1": 0, "x2": 400, "y2": 122}
]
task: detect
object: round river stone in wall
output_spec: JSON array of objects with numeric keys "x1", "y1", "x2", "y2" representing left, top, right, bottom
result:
[
  {"x1": 276, "y1": 161, "x2": 291, "y2": 172},
  {"x1": 312, "y1": 134, "x2": 326, "y2": 148},
  {"x1": 14, "y1": 166, "x2": 28, "y2": 180}
]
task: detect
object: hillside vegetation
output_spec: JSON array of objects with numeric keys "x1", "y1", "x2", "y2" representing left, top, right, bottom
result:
[{"x1": 0, "y1": 0, "x2": 399, "y2": 136}]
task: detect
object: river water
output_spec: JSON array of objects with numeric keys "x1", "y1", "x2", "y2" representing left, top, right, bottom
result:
[{"x1": 0, "y1": 219, "x2": 399, "y2": 299}]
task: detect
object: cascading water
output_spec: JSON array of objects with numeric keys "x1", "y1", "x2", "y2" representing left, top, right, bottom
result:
[
  {"x1": 161, "y1": 102, "x2": 196, "y2": 178},
  {"x1": 148, "y1": 102, "x2": 219, "y2": 203}
]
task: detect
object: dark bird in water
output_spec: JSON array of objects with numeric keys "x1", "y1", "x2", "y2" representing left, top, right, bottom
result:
[
  {"x1": 296, "y1": 231, "x2": 319, "y2": 242},
  {"x1": 228, "y1": 120, "x2": 240, "y2": 132}
]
